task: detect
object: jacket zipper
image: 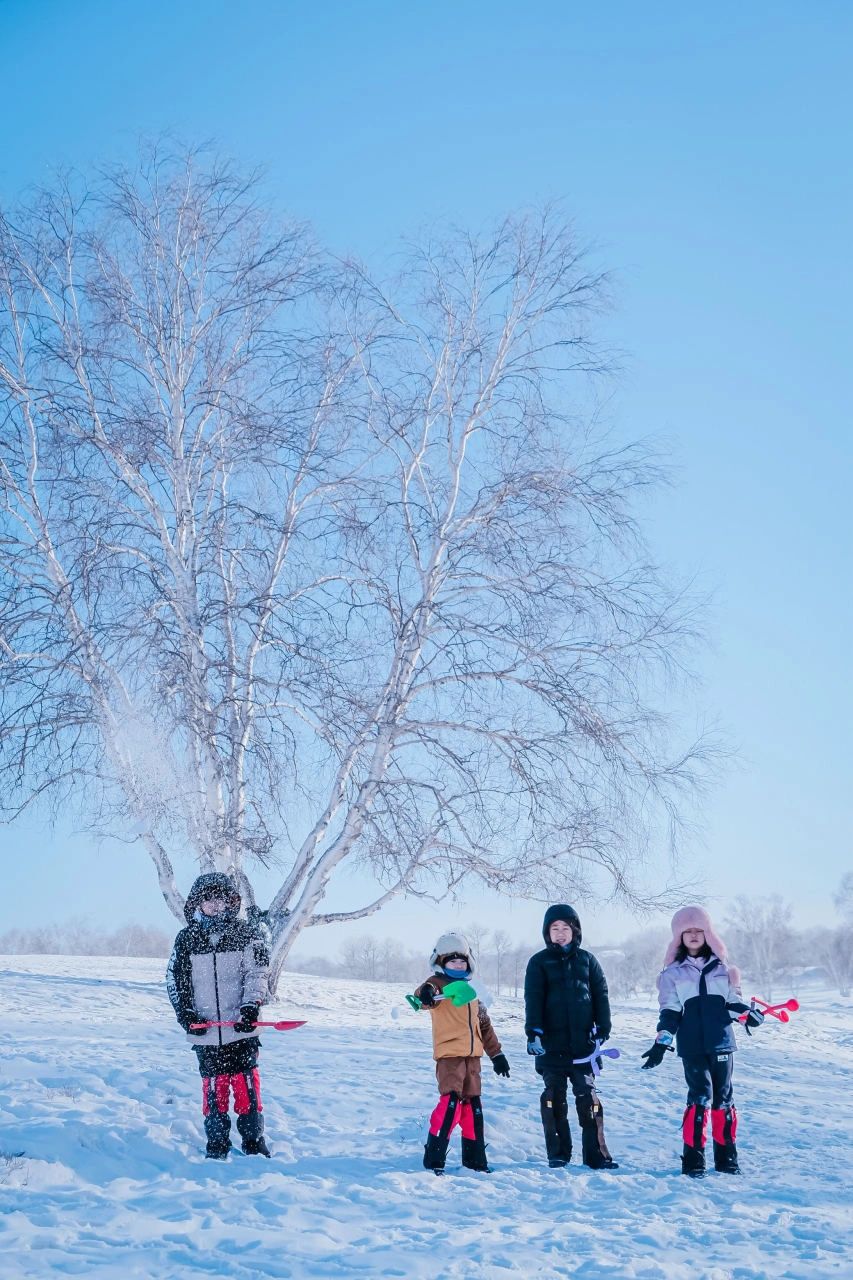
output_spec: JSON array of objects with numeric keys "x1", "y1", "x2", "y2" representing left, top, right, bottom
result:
[
  {"x1": 212, "y1": 949, "x2": 223, "y2": 1047},
  {"x1": 562, "y1": 952, "x2": 572, "y2": 1044},
  {"x1": 467, "y1": 1002, "x2": 474, "y2": 1055},
  {"x1": 698, "y1": 957, "x2": 719, "y2": 1053}
]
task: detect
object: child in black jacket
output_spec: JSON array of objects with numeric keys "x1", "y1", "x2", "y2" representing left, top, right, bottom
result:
[
  {"x1": 524, "y1": 904, "x2": 618, "y2": 1169},
  {"x1": 166, "y1": 872, "x2": 271, "y2": 1159}
]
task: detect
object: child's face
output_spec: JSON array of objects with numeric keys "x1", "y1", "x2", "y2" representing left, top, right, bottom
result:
[
  {"x1": 682, "y1": 927, "x2": 706, "y2": 955},
  {"x1": 443, "y1": 956, "x2": 469, "y2": 973},
  {"x1": 549, "y1": 920, "x2": 573, "y2": 946},
  {"x1": 201, "y1": 895, "x2": 227, "y2": 917}
]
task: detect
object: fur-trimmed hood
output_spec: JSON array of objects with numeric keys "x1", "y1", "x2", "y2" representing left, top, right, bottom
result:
[
  {"x1": 429, "y1": 932, "x2": 475, "y2": 974},
  {"x1": 183, "y1": 873, "x2": 241, "y2": 925},
  {"x1": 663, "y1": 905, "x2": 727, "y2": 967}
]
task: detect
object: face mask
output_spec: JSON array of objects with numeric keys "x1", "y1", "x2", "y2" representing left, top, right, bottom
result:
[{"x1": 195, "y1": 905, "x2": 234, "y2": 926}]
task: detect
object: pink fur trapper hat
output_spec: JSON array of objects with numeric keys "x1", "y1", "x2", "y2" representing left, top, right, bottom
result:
[{"x1": 663, "y1": 905, "x2": 728, "y2": 967}]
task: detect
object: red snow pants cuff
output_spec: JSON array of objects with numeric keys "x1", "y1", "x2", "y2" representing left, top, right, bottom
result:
[
  {"x1": 429, "y1": 1092, "x2": 461, "y2": 1138},
  {"x1": 202, "y1": 1069, "x2": 263, "y2": 1116},
  {"x1": 711, "y1": 1105, "x2": 737, "y2": 1145},
  {"x1": 682, "y1": 1103, "x2": 708, "y2": 1149}
]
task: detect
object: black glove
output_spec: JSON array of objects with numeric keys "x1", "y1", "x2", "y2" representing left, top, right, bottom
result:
[
  {"x1": 181, "y1": 1011, "x2": 207, "y2": 1036},
  {"x1": 641, "y1": 1040, "x2": 673, "y2": 1069},
  {"x1": 492, "y1": 1053, "x2": 510, "y2": 1078},
  {"x1": 418, "y1": 983, "x2": 437, "y2": 1008},
  {"x1": 233, "y1": 1004, "x2": 260, "y2": 1034},
  {"x1": 728, "y1": 1002, "x2": 765, "y2": 1034}
]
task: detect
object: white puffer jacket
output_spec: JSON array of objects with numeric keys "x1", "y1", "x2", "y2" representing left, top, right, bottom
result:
[
  {"x1": 167, "y1": 918, "x2": 269, "y2": 1048},
  {"x1": 657, "y1": 954, "x2": 744, "y2": 1057}
]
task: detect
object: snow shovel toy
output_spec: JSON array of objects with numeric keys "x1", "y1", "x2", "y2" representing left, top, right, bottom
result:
[
  {"x1": 738, "y1": 996, "x2": 799, "y2": 1025},
  {"x1": 573, "y1": 1037, "x2": 621, "y2": 1078},
  {"x1": 190, "y1": 1019, "x2": 307, "y2": 1031}
]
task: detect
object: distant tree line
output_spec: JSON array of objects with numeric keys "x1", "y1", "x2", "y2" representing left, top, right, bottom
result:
[
  {"x1": 286, "y1": 923, "x2": 673, "y2": 997},
  {"x1": 0, "y1": 920, "x2": 172, "y2": 958},
  {"x1": 2, "y1": 878, "x2": 850, "y2": 995},
  {"x1": 290, "y1": 879, "x2": 853, "y2": 1000}
]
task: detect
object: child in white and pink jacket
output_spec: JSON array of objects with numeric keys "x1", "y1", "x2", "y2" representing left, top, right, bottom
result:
[{"x1": 640, "y1": 906, "x2": 763, "y2": 1178}]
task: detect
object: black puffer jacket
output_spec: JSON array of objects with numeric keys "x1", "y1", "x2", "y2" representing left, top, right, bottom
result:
[{"x1": 524, "y1": 905, "x2": 611, "y2": 1058}]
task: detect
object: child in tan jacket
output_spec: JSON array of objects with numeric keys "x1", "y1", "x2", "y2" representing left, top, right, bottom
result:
[{"x1": 414, "y1": 931, "x2": 510, "y2": 1174}]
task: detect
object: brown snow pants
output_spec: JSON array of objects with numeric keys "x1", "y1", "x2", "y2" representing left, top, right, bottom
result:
[{"x1": 435, "y1": 1055, "x2": 482, "y2": 1097}]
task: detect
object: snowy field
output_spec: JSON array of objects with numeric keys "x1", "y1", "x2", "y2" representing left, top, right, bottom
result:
[{"x1": 0, "y1": 956, "x2": 851, "y2": 1279}]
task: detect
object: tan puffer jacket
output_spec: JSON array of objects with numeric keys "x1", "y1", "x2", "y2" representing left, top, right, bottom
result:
[{"x1": 414, "y1": 974, "x2": 502, "y2": 1061}]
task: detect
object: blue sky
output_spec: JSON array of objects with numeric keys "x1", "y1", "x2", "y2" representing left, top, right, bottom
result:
[{"x1": 1, "y1": 2, "x2": 850, "y2": 951}]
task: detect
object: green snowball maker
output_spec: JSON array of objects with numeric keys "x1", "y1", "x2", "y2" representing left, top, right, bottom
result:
[{"x1": 443, "y1": 980, "x2": 477, "y2": 1006}]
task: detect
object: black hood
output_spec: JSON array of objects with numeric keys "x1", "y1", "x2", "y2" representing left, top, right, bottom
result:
[
  {"x1": 542, "y1": 903, "x2": 582, "y2": 946},
  {"x1": 184, "y1": 872, "x2": 241, "y2": 925}
]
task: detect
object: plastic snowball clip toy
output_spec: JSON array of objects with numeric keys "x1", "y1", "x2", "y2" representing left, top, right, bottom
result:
[
  {"x1": 572, "y1": 1035, "x2": 621, "y2": 1077},
  {"x1": 405, "y1": 980, "x2": 477, "y2": 1011},
  {"x1": 738, "y1": 996, "x2": 800, "y2": 1024}
]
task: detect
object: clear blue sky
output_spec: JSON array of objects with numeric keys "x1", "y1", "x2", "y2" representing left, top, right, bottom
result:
[{"x1": 1, "y1": 2, "x2": 850, "y2": 951}]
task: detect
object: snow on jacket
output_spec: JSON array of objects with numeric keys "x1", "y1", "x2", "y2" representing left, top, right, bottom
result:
[
  {"x1": 166, "y1": 917, "x2": 269, "y2": 1048},
  {"x1": 656, "y1": 954, "x2": 746, "y2": 1057},
  {"x1": 524, "y1": 909, "x2": 612, "y2": 1058},
  {"x1": 414, "y1": 974, "x2": 502, "y2": 1061}
]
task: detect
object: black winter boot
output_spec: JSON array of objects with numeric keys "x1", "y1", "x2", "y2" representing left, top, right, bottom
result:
[
  {"x1": 204, "y1": 1111, "x2": 232, "y2": 1159},
  {"x1": 682, "y1": 1142, "x2": 706, "y2": 1177},
  {"x1": 576, "y1": 1095, "x2": 618, "y2": 1170},
  {"x1": 460, "y1": 1096, "x2": 491, "y2": 1173},
  {"x1": 423, "y1": 1091, "x2": 460, "y2": 1174},
  {"x1": 713, "y1": 1141, "x2": 740, "y2": 1174},
  {"x1": 423, "y1": 1132, "x2": 449, "y2": 1174},
  {"x1": 711, "y1": 1105, "x2": 740, "y2": 1173},
  {"x1": 540, "y1": 1088, "x2": 572, "y2": 1167},
  {"x1": 681, "y1": 1103, "x2": 707, "y2": 1177},
  {"x1": 237, "y1": 1111, "x2": 270, "y2": 1157}
]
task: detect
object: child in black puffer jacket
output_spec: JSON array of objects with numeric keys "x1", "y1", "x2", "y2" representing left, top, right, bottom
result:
[
  {"x1": 166, "y1": 872, "x2": 270, "y2": 1159},
  {"x1": 524, "y1": 904, "x2": 618, "y2": 1169},
  {"x1": 641, "y1": 905, "x2": 764, "y2": 1178}
]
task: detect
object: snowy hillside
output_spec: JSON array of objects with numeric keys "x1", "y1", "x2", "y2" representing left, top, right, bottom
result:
[{"x1": 1, "y1": 955, "x2": 851, "y2": 1278}]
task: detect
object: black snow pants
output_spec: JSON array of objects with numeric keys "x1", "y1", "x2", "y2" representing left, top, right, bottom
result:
[
  {"x1": 682, "y1": 1052, "x2": 734, "y2": 1108},
  {"x1": 536, "y1": 1056, "x2": 613, "y2": 1167},
  {"x1": 193, "y1": 1038, "x2": 264, "y2": 1153},
  {"x1": 680, "y1": 1051, "x2": 739, "y2": 1173}
]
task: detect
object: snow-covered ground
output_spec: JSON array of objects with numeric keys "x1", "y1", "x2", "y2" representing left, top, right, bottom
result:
[{"x1": 1, "y1": 956, "x2": 851, "y2": 1279}]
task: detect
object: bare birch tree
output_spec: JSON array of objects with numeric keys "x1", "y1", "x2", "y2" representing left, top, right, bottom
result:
[
  {"x1": 490, "y1": 929, "x2": 513, "y2": 995},
  {"x1": 0, "y1": 145, "x2": 714, "y2": 988},
  {"x1": 726, "y1": 896, "x2": 795, "y2": 998},
  {"x1": 834, "y1": 872, "x2": 853, "y2": 924}
]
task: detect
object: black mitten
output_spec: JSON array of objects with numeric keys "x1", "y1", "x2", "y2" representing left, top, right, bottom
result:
[
  {"x1": 233, "y1": 1004, "x2": 260, "y2": 1033},
  {"x1": 181, "y1": 1011, "x2": 207, "y2": 1036},
  {"x1": 492, "y1": 1053, "x2": 510, "y2": 1078}
]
